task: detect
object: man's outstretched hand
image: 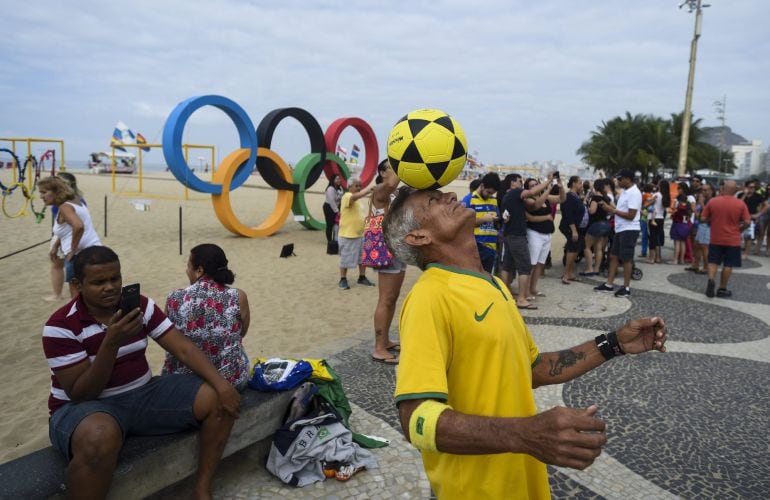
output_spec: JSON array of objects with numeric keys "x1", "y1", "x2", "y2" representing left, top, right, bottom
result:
[
  {"x1": 618, "y1": 317, "x2": 667, "y2": 354},
  {"x1": 520, "y1": 405, "x2": 607, "y2": 470}
]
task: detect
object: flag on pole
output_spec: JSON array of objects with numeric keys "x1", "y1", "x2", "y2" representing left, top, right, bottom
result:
[
  {"x1": 351, "y1": 144, "x2": 360, "y2": 158},
  {"x1": 116, "y1": 121, "x2": 135, "y2": 140},
  {"x1": 111, "y1": 121, "x2": 149, "y2": 152},
  {"x1": 136, "y1": 133, "x2": 150, "y2": 152},
  {"x1": 336, "y1": 145, "x2": 348, "y2": 160},
  {"x1": 111, "y1": 127, "x2": 127, "y2": 152}
]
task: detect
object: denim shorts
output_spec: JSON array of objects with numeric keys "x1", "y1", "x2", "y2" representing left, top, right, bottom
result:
[
  {"x1": 49, "y1": 374, "x2": 203, "y2": 459},
  {"x1": 586, "y1": 221, "x2": 611, "y2": 238},
  {"x1": 374, "y1": 255, "x2": 407, "y2": 274},
  {"x1": 695, "y1": 223, "x2": 711, "y2": 245},
  {"x1": 64, "y1": 258, "x2": 75, "y2": 283}
]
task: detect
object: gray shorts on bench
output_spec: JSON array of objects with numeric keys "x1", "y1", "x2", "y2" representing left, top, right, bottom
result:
[{"x1": 49, "y1": 374, "x2": 204, "y2": 459}]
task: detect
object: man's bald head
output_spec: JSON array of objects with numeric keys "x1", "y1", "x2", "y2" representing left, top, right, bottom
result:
[{"x1": 722, "y1": 180, "x2": 738, "y2": 195}]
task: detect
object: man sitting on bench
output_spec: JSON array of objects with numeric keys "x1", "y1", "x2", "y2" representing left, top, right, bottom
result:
[{"x1": 42, "y1": 246, "x2": 240, "y2": 499}]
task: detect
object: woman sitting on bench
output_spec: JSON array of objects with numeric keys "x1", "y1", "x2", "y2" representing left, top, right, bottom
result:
[{"x1": 163, "y1": 243, "x2": 252, "y2": 390}]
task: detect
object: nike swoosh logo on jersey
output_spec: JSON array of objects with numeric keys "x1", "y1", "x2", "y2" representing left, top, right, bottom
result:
[{"x1": 474, "y1": 302, "x2": 494, "y2": 322}]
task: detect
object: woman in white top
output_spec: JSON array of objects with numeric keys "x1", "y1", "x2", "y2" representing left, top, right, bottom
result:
[
  {"x1": 648, "y1": 179, "x2": 671, "y2": 264},
  {"x1": 38, "y1": 176, "x2": 102, "y2": 298},
  {"x1": 322, "y1": 174, "x2": 344, "y2": 243},
  {"x1": 43, "y1": 173, "x2": 85, "y2": 302}
]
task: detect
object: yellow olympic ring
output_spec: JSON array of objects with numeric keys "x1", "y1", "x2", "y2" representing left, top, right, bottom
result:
[{"x1": 211, "y1": 147, "x2": 294, "y2": 237}]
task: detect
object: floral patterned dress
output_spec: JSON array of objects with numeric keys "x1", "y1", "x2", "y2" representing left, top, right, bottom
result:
[{"x1": 162, "y1": 277, "x2": 250, "y2": 390}]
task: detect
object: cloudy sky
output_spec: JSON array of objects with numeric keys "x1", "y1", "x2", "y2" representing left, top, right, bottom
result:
[{"x1": 2, "y1": 0, "x2": 768, "y2": 169}]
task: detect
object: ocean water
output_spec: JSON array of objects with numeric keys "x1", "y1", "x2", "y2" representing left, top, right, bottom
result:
[
  {"x1": 58, "y1": 159, "x2": 368, "y2": 180},
  {"x1": 64, "y1": 160, "x2": 170, "y2": 172}
]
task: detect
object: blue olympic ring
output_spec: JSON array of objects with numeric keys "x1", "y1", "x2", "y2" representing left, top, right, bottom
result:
[{"x1": 162, "y1": 95, "x2": 257, "y2": 194}]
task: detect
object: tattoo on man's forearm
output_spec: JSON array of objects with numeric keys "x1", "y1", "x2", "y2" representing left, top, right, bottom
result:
[{"x1": 548, "y1": 349, "x2": 586, "y2": 376}]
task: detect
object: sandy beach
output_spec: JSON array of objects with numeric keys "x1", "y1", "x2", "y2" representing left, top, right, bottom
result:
[{"x1": 0, "y1": 169, "x2": 492, "y2": 463}]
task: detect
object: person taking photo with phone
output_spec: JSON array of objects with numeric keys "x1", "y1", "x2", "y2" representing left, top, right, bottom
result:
[
  {"x1": 42, "y1": 246, "x2": 240, "y2": 499},
  {"x1": 593, "y1": 169, "x2": 642, "y2": 297},
  {"x1": 523, "y1": 173, "x2": 565, "y2": 300}
]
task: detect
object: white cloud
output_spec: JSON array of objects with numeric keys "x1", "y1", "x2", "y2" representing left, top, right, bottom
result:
[{"x1": 1, "y1": 0, "x2": 767, "y2": 167}]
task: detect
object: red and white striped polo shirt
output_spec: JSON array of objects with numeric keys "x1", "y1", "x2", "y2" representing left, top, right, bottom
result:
[{"x1": 42, "y1": 295, "x2": 173, "y2": 414}]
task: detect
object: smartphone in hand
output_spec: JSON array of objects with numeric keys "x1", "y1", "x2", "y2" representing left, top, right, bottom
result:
[{"x1": 120, "y1": 283, "x2": 141, "y2": 314}]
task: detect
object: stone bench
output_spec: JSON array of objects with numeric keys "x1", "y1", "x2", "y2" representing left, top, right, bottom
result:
[{"x1": 0, "y1": 389, "x2": 293, "y2": 499}]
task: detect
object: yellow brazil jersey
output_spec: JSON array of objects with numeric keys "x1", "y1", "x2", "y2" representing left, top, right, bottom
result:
[
  {"x1": 394, "y1": 264, "x2": 549, "y2": 500},
  {"x1": 338, "y1": 192, "x2": 365, "y2": 238},
  {"x1": 468, "y1": 192, "x2": 499, "y2": 250}
]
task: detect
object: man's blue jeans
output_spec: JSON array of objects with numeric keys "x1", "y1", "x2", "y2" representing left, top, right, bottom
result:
[{"x1": 477, "y1": 243, "x2": 496, "y2": 273}]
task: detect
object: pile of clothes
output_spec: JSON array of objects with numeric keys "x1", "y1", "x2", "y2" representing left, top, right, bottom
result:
[{"x1": 255, "y1": 359, "x2": 384, "y2": 487}]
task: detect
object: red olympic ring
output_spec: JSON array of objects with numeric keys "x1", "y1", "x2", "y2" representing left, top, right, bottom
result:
[{"x1": 323, "y1": 118, "x2": 379, "y2": 188}]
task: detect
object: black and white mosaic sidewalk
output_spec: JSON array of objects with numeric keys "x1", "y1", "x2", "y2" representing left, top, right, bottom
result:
[
  {"x1": 173, "y1": 255, "x2": 769, "y2": 499},
  {"x1": 328, "y1": 255, "x2": 770, "y2": 499}
]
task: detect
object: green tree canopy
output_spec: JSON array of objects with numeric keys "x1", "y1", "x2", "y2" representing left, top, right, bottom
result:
[{"x1": 577, "y1": 112, "x2": 736, "y2": 178}]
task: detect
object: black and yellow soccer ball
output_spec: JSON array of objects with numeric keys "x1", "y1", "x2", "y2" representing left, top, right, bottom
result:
[{"x1": 386, "y1": 109, "x2": 468, "y2": 189}]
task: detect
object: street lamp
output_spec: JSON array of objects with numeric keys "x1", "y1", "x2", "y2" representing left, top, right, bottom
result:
[
  {"x1": 676, "y1": 0, "x2": 711, "y2": 177},
  {"x1": 714, "y1": 95, "x2": 726, "y2": 171}
]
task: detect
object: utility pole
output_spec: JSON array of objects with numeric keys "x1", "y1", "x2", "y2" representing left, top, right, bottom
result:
[
  {"x1": 714, "y1": 95, "x2": 726, "y2": 172},
  {"x1": 677, "y1": 0, "x2": 709, "y2": 177}
]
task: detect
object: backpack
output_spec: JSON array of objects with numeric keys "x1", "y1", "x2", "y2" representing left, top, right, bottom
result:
[{"x1": 249, "y1": 358, "x2": 313, "y2": 391}]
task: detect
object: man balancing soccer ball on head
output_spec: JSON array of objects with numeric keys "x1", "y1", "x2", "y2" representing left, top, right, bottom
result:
[{"x1": 383, "y1": 109, "x2": 668, "y2": 499}]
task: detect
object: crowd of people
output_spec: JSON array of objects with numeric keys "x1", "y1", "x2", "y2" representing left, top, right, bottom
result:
[
  {"x1": 456, "y1": 170, "x2": 769, "y2": 301},
  {"x1": 321, "y1": 165, "x2": 767, "y2": 363},
  {"x1": 376, "y1": 169, "x2": 769, "y2": 496},
  {"x1": 38, "y1": 165, "x2": 767, "y2": 498}
]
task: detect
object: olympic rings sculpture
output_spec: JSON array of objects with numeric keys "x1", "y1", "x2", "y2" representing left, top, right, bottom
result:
[
  {"x1": 162, "y1": 95, "x2": 379, "y2": 237},
  {"x1": 0, "y1": 148, "x2": 23, "y2": 194}
]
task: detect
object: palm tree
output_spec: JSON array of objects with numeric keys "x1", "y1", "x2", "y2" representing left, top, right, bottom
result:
[
  {"x1": 579, "y1": 112, "x2": 728, "y2": 178},
  {"x1": 577, "y1": 112, "x2": 642, "y2": 177},
  {"x1": 668, "y1": 112, "x2": 722, "y2": 174},
  {"x1": 635, "y1": 116, "x2": 678, "y2": 180}
]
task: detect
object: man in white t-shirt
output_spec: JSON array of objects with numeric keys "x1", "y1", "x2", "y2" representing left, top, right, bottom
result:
[{"x1": 594, "y1": 169, "x2": 642, "y2": 297}]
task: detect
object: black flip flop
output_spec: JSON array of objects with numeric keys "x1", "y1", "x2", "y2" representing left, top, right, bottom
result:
[{"x1": 372, "y1": 355, "x2": 399, "y2": 365}]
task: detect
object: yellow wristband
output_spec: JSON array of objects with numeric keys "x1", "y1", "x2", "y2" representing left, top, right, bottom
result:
[{"x1": 408, "y1": 400, "x2": 451, "y2": 453}]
